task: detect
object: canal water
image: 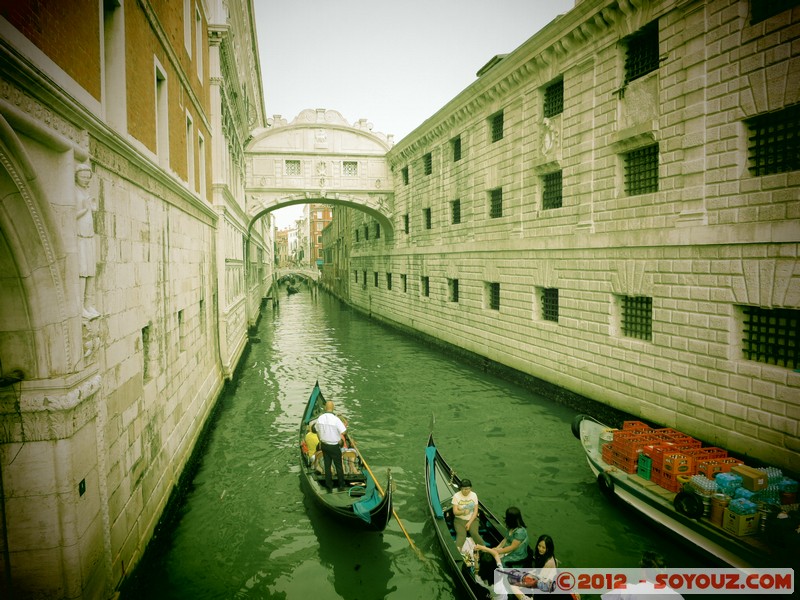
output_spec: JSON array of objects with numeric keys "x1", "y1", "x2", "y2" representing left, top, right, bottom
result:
[{"x1": 121, "y1": 289, "x2": 735, "y2": 600}]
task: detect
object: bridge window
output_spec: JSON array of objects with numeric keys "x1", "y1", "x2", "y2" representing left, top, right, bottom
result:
[
  {"x1": 542, "y1": 171, "x2": 563, "y2": 209},
  {"x1": 362, "y1": 270, "x2": 367, "y2": 288},
  {"x1": 451, "y1": 199, "x2": 461, "y2": 224},
  {"x1": 421, "y1": 276, "x2": 430, "y2": 297},
  {"x1": 424, "y1": 208, "x2": 432, "y2": 229},
  {"x1": 487, "y1": 282, "x2": 500, "y2": 310},
  {"x1": 374, "y1": 272, "x2": 379, "y2": 287},
  {"x1": 490, "y1": 110, "x2": 504, "y2": 142},
  {"x1": 354, "y1": 270, "x2": 358, "y2": 283},
  {"x1": 355, "y1": 229, "x2": 359, "y2": 242},
  {"x1": 386, "y1": 273, "x2": 392, "y2": 290},
  {"x1": 375, "y1": 223, "x2": 381, "y2": 239},
  {"x1": 452, "y1": 135, "x2": 462, "y2": 162},
  {"x1": 448, "y1": 279, "x2": 459, "y2": 303},
  {"x1": 401, "y1": 274, "x2": 407, "y2": 293},
  {"x1": 403, "y1": 214, "x2": 409, "y2": 234},
  {"x1": 402, "y1": 166, "x2": 409, "y2": 185},
  {"x1": 541, "y1": 288, "x2": 559, "y2": 322},
  {"x1": 285, "y1": 160, "x2": 301, "y2": 175},
  {"x1": 343, "y1": 161, "x2": 358, "y2": 176},
  {"x1": 364, "y1": 225, "x2": 369, "y2": 240},
  {"x1": 489, "y1": 188, "x2": 503, "y2": 218},
  {"x1": 423, "y1": 152, "x2": 432, "y2": 175}
]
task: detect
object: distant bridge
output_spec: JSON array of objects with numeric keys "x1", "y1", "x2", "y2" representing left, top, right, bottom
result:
[{"x1": 276, "y1": 267, "x2": 320, "y2": 282}]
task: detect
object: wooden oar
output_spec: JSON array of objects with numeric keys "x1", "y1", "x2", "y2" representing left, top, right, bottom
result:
[{"x1": 348, "y1": 433, "x2": 424, "y2": 560}]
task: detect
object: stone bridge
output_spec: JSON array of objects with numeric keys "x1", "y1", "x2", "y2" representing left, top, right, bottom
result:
[
  {"x1": 276, "y1": 267, "x2": 320, "y2": 282},
  {"x1": 245, "y1": 109, "x2": 395, "y2": 238}
]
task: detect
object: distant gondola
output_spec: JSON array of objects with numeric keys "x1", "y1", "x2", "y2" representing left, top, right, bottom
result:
[{"x1": 299, "y1": 382, "x2": 393, "y2": 531}]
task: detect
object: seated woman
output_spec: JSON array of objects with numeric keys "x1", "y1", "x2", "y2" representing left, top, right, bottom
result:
[{"x1": 476, "y1": 506, "x2": 529, "y2": 568}]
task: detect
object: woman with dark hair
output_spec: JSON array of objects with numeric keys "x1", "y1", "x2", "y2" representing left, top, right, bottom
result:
[
  {"x1": 533, "y1": 533, "x2": 556, "y2": 570},
  {"x1": 476, "y1": 506, "x2": 530, "y2": 568}
]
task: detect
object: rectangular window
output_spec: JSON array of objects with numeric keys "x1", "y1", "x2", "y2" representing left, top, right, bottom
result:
[
  {"x1": 624, "y1": 144, "x2": 659, "y2": 195},
  {"x1": 740, "y1": 306, "x2": 799, "y2": 369},
  {"x1": 746, "y1": 104, "x2": 800, "y2": 176},
  {"x1": 178, "y1": 309, "x2": 186, "y2": 352},
  {"x1": 343, "y1": 161, "x2": 358, "y2": 176},
  {"x1": 355, "y1": 229, "x2": 360, "y2": 242},
  {"x1": 375, "y1": 223, "x2": 381, "y2": 239},
  {"x1": 403, "y1": 213, "x2": 409, "y2": 234},
  {"x1": 620, "y1": 296, "x2": 653, "y2": 341},
  {"x1": 542, "y1": 171, "x2": 563, "y2": 209},
  {"x1": 142, "y1": 324, "x2": 152, "y2": 381},
  {"x1": 195, "y1": 7, "x2": 203, "y2": 81},
  {"x1": 198, "y1": 133, "x2": 206, "y2": 200},
  {"x1": 624, "y1": 21, "x2": 659, "y2": 84},
  {"x1": 421, "y1": 276, "x2": 430, "y2": 297},
  {"x1": 451, "y1": 199, "x2": 461, "y2": 224},
  {"x1": 186, "y1": 114, "x2": 195, "y2": 190},
  {"x1": 424, "y1": 208, "x2": 432, "y2": 229},
  {"x1": 402, "y1": 166, "x2": 409, "y2": 185},
  {"x1": 401, "y1": 274, "x2": 407, "y2": 293},
  {"x1": 423, "y1": 152, "x2": 432, "y2": 175},
  {"x1": 373, "y1": 272, "x2": 379, "y2": 287},
  {"x1": 285, "y1": 159, "x2": 301, "y2": 175},
  {"x1": 751, "y1": 0, "x2": 800, "y2": 24},
  {"x1": 354, "y1": 270, "x2": 359, "y2": 283},
  {"x1": 488, "y1": 282, "x2": 500, "y2": 310},
  {"x1": 386, "y1": 273, "x2": 392, "y2": 290},
  {"x1": 362, "y1": 270, "x2": 367, "y2": 288},
  {"x1": 452, "y1": 135, "x2": 462, "y2": 161},
  {"x1": 542, "y1": 288, "x2": 559, "y2": 322},
  {"x1": 543, "y1": 79, "x2": 564, "y2": 118},
  {"x1": 490, "y1": 111, "x2": 504, "y2": 142},
  {"x1": 155, "y1": 62, "x2": 169, "y2": 164},
  {"x1": 364, "y1": 225, "x2": 369, "y2": 240},
  {"x1": 183, "y1": 0, "x2": 192, "y2": 54},
  {"x1": 489, "y1": 188, "x2": 503, "y2": 218},
  {"x1": 449, "y1": 279, "x2": 459, "y2": 303}
]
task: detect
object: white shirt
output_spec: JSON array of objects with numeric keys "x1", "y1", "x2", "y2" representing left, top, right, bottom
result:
[{"x1": 315, "y1": 412, "x2": 346, "y2": 445}]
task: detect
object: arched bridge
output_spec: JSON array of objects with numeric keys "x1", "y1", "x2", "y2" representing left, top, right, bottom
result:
[
  {"x1": 276, "y1": 267, "x2": 320, "y2": 282},
  {"x1": 246, "y1": 109, "x2": 395, "y2": 239}
]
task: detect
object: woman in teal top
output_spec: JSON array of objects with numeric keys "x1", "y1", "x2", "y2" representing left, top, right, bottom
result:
[{"x1": 477, "y1": 506, "x2": 529, "y2": 567}]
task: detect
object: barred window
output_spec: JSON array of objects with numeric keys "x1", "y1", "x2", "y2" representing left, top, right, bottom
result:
[
  {"x1": 624, "y1": 144, "x2": 659, "y2": 195},
  {"x1": 401, "y1": 274, "x2": 407, "y2": 293},
  {"x1": 424, "y1": 208, "x2": 432, "y2": 229},
  {"x1": 373, "y1": 272, "x2": 378, "y2": 287},
  {"x1": 386, "y1": 273, "x2": 392, "y2": 290},
  {"x1": 542, "y1": 288, "x2": 559, "y2": 322},
  {"x1": 343, "y1": 161, "x2": 358, "y2": 176},
  {"x1": 488, "y1": 282, "x2": 500, "y2": 310},
  {"x1": 490, "y1": 111, "x2": 504, "y2": 142},
  {"x1": 746, "y1": 104, "x2": 800, "y2": 176},
  {"x1": 285, "y1": 160, "x2": 301, "y2": 175},
  {"x1": 751, "y1": 0, "x2": 800, "y2": 24},
  {"x1": 542, "y1": 171, "x2": 563, "y2": 209},
  {"x1": 624, "y1": 21, "x2": 659, "y2": 84},
  {"x1": 403, "y1": 213, "x2": 410, "y2": 234},
  {"x1": 451, "y1": 199, "x2": 461, "y2": 224},
  {"x1": 489, "y1": 188, "x2": 503, "y2": 218},
  {"x1": 452, "y1": 135, "x2": 462, "y2": 162},
  {"x1": 543, "y1": 79, "x2": 564, "y2": 118},
  {"x1": 620, "y1": 296, "x2": 652, "y2": 341},
  {"x1": 421, "y1": 276, "x2": 430, "y2": 297},
  {"x1": 423, "y1": 152, "x2": 432, "y2": 175},
  {"x1": 741, "y1": 306, "x2": 799, "y2": 369},
  {"x1": 402, "y1": 166, "x2": 409, "y2": 185},
  {"x1": 449, "y1": 278, "x2": 459, "y2": 303}
]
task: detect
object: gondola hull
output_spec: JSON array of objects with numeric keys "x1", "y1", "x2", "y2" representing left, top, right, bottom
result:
[{"x1": 299, "y1": 382, "x2": 392, "y2": 532}]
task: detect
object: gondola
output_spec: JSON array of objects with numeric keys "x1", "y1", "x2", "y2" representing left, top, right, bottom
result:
[
  {"x1": 573, "y1": 414, "x2": 800, "y2": 571},
  {"x1": 299, "y1": 381, "x2": 393, "y2": 531},
  {"x1": 424, "y1": 434, "x2": 511, "y2": 600},
  {"x1": 286, "y1": 283, "x2": 300, "y2": 295}
]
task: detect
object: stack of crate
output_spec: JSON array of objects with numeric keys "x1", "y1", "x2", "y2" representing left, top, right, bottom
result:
[
  {"x1": 602, "y1": 421, "x2": 655, "y2": 474},
  {"x1": 645, "y1": 430, "x2": 702, "y2": 492}
]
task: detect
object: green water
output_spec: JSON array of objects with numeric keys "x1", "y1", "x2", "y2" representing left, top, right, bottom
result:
[{"x1": 121, "y1": 291, "x2": 734, "y2": 599}]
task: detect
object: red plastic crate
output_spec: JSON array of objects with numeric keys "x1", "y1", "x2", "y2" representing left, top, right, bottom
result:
[
  {"x1": 610, "y1": 451, "x2": 638, "y2": 474},
  {"x1": 657, "y1": 470, "x2": 686, "y2": 493},
  {"x1": 697, "y1": 457, "x2": 742, "y2": 478},
  {"x1": 623, "y1": 421, "x2": 651, "y2": 431},
  {"x1": 684, "y1": 447, "x2": 728, "y2": 461},
  {"x1": 663, "y1": 453, "x2": 695, "y2": 475},
  {"x1": 601, "y1": 443, "x2": 614, "y2": 464},
  {"x1": 643, "y1": 443, "x2": 676, "y2": 467},
  {"x1": 612, "y1": 432, "x2": 659, "y2": 454}
]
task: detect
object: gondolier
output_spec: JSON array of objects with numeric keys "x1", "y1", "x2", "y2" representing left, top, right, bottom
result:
[{"x1": 315, "y1": 401, "x2": 347, "y2": 492}]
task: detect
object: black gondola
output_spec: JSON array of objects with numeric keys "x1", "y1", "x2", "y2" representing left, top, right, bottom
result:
[{"x1": 299, "y1": 381, "x2": 393, "y2": 531}]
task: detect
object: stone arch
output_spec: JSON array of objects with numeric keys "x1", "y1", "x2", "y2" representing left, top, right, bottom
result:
[{"x1": 0, "y1": 116, "x2": 75, "y2": 379}]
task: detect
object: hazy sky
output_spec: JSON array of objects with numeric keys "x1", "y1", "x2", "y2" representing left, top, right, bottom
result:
[{"x1": 254, "y1": 0, "x2": 576, "y2": 226}]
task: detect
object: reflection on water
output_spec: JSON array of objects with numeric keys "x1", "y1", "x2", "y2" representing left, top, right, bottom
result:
[{"x1": 122, "y1": 291, "x2": 738, "y2": 600}]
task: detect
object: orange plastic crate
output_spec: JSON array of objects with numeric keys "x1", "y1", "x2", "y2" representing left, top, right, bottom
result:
[
  {"x1": 663, "y1": 453, "x2": 695, "y2": 475},
  {"x1": 601, "y1": 443, "x2": 614, "y2": 464},
  {"x1": 643, "y1": 443, "x2": 676, "y2": 467},
  {"x1": 623, "y1": 421, "x2": 651, "y2": 431},
  {"x1": 612, "y1": 432, "x2": 659, "y2": 453},
  {"x1": 684, "y1": 447, "x2": 728, "y2": 461},
  {"x1": 697, "y1": 457, "x2": 742, "y2": 478},
  {"x1": 610, "y1": 452, "x2": 638, "y2": 474},
  {"x1": 658, "y1": 470, "x2": 685, "y2": 493}
]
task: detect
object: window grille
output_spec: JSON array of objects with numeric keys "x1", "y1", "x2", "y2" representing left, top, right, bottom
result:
[
  {"x1": 747, "y1": 104, "x2": 800, "y2": 176},
  {"x1": 490, "y1": 188, "x2": 503, "y2": 218},
  {"x1": 489, "y1": 282, "x2": 500, "y2": 310},
  {"x1": 402, "y1": 166, "x2": 409, "y2": 185},
  {"x1": 542, "y1": 288, "x2": 559, "y2": 322},
  {"x1": 625, "y1": 145, "x2": 659, "y2": 195},
  {"x1": 424, "y1": 153, "x2": 432, "y2": 175},
  {"x1": 386, "y1": 273, "x2": 392, "y2": 290},
  {"x1": 624, "y1": 21, "x2": 659, "y2": 84},
  {"x1": 543, "y1": 79, "x2": 564, "y2": 118},
  {"x1": 451, "y1": 199, "x2": 461, "y2": 224},
  {"x1": 452, "y1": 136, "x2": 462, "y2": 162},
  {"x1": 621, "y1": 296, "x2": 652, "y2": 340},
  {"x1": 403, "y1": 214, "x2": 409, "y2": 234},
  {"x1": 421, "y1": 276, "x2": 430, "y2": 297},
  {"x1": 741, "y1": 306, "x2": 799, "y2": 369},
  {"x1": 542, "y1": 171, "x2": 563, "y2": 209},
  {"x1": 373, "y1": 272, "x2": 378, "y2": 287},
  {"x1": 285, "y1": 159, "x2": 301, "y2": 175},
  {"x1": 751, "y1": 0, "x2": 800, "y2": 24},
  {"x1": 424, "y1": 208, "x2": 432, "y2": 229},
  {"x1": 343, "y1": 161, "x2": 358, "y2": 176},
  {"x1": 449, "y1": 279, "x2": 459, "y2": 303},
  {"x1": 401, "y1": 274, "x2": 407, "y2": 293},
  {"x1": 490, "y1": 111, "x2": 504, "y2": 142}
]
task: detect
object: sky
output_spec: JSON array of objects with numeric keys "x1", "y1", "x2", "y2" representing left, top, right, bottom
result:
[{"x1": 254, "y1": 0, "x2": 576, "y2": 227}]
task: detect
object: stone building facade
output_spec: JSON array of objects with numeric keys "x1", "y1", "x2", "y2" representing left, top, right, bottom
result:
[
  {"x1": 0, "y1": 1, "x2": 269, "y2": 598},
  {"x1": 346, "y1": 0, "x2": 800, "y2": 473}
]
